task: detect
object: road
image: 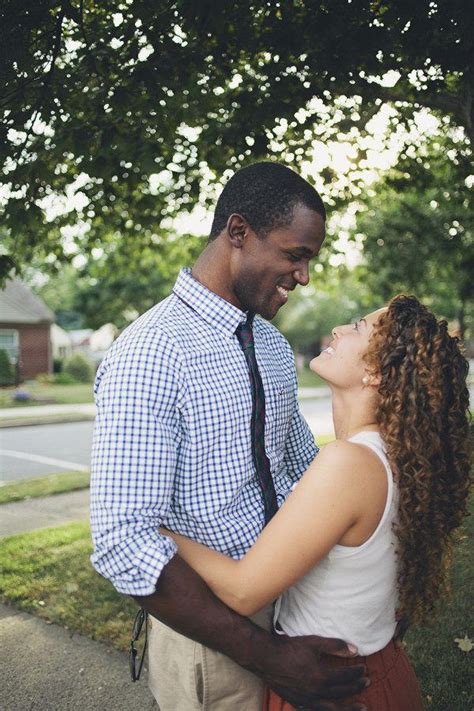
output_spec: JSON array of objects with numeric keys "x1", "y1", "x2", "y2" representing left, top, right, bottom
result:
[
  {"x1": 2, "y1": 383, "x2": 472, "y2": 484},
  {"x1": 0, "y1": 396, "x2": 334, "y2": 484},
  {"x1": 0, "y1": 421, "x2": 94, "y2": 484}
]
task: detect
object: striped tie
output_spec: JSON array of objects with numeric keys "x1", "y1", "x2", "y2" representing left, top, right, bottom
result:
[{"x1": 236, "y1": 315, "x2": 278, "y2": 523}]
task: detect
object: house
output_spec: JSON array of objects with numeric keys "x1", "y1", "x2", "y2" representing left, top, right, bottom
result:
[
  {"x1": 51, "y1": 323, "x2": 73, "y2": 360},
  {"x1": 0, "y1": 279, "x2": 54, "y2": 380}
]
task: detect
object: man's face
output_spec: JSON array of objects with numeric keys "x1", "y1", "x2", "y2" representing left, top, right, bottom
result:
[{"x1": 231, "y1": 204, "x2": 325, "y2": 320}]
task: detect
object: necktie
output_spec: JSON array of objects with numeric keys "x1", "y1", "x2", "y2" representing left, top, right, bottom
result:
[{"x1": 236, "y1": 315, "x2": 278, "y2": 523}]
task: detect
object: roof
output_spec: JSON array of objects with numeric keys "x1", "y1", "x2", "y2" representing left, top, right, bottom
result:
[{"x1": 0, "y1": 279, "x2": 54, "y2": 325}]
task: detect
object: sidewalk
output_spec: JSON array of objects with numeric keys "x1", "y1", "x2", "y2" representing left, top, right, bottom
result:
[
  {"x1": 0, "y1": 488, "x2": 90, "y2": 537},
  {"x1": 0, "y1": 388, "x2": 329, "y2": 428},
  {"x1": 0, "y1": 403, "x2": 96, "y2": 428},
  {"x1": 1, "y1": 604, "x2": 157, "y2": 711}
]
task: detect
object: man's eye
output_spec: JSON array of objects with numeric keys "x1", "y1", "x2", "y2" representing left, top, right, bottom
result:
[{"x1": 288, "y1": 254, "x2": 301, "y2": 262}]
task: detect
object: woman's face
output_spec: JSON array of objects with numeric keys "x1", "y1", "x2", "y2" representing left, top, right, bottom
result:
[{"x1": 310, "y1": 308, "x2": 387, "y2": 388}]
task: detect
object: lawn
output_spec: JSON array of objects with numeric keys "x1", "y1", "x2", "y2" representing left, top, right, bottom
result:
[
  {"x1": 0, "y1": 499, "x2": 472, "y2": 710},
  {"x1": 0, "y1": 382, "x2": 94, "y2": 408},
  {"x1": 297, "y1": 366, "x2": 326, "y2": 389},
  {"x1": 0, "y1": 470, "x2": 90, "y2": 505}
]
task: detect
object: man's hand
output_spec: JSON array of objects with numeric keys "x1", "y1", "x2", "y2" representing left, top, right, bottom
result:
[{"x1": 257, "y1": 633, "x2": 368, "y2": 711}]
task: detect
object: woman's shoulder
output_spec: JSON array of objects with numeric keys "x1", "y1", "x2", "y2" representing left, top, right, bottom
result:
[{"x1": 313, "y1": 437, "x2": 388, "y2": 489}]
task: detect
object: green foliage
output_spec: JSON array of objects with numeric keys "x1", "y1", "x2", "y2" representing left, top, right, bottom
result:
[
  {"x1": 353, "y1": 133, "x2": 473, "y2": 337},
  {"x1": 0, "y1": 349, "x2": 14, "y2": 386},
  {"x1": 62, "y1": 352, "x2": 93, "y2": 383},
  {"x1": 52, "y1": 371, "x2": 77, "y2": 385},
  {"x1": 0, "y1": 2, "x2": 472, "y2": 278}
]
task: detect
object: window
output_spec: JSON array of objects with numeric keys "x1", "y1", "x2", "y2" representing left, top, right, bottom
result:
[{"x1": 0, "y1": 329, "x2": 19, "y2": 364}]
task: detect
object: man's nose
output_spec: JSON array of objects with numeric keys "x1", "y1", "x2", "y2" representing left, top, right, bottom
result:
[{"x1": 294, "y1": 264, "x2": 309, "y2": 286}]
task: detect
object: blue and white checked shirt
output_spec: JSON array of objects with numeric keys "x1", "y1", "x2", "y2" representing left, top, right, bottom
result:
[{"x1": 90, "y1": 268, "x2": 318, "y2": 595}]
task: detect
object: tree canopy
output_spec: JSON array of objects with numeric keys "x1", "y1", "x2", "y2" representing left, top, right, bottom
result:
[
  {"x1": 1, "y1": 1, "x2": 472, "y2": 280},
  {"x1": 353, "y1": 132, "x2": 473, "y2": 336}
]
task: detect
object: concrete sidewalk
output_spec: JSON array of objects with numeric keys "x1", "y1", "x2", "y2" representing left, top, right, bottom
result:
[
  {"x1": 0, "y1": 489, "x2": 90, "y2": 537},
  {"x1": 1, "y1": 604, "x2": 157, "y2": 711},
  {"x1": 0, "y1": 387, "x2": 331, "y2": 428},
  {"x1": 0, "y1": 403, "x2": 96, "y2": 428}
]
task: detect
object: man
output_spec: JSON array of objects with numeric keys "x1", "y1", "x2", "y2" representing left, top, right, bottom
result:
[{"x1": 90, "y1": 162, "x2": 367, "y2": 711}]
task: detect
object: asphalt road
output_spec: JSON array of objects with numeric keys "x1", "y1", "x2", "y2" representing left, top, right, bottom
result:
[
  {"x1": 2, "y1": 384, "x2": 473, "y2": 484},
  {"x1": 0, "y1": 397, "x2": 335, "y2": 484},
  {"x1": 0, "y1": 421, "x2": 94, "y2": 483}
]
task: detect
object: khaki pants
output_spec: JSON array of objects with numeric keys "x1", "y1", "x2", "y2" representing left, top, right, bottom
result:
[{"x1": 148, "y1": 605, "x2": 273, "y2": 711}]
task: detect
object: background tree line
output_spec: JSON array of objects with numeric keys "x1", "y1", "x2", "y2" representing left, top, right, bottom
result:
[{"x1": 1, "y1": 1, "x2": 472, "y2": 343}]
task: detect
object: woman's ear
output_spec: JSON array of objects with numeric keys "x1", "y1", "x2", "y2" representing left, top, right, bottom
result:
[{"x1": 362, "y1": 371, "x2": 381, "y2": 387}]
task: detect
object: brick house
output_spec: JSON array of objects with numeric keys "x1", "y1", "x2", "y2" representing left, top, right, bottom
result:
[{"x1": 0, "y1": 279, "x2": 54, "y2": 380}]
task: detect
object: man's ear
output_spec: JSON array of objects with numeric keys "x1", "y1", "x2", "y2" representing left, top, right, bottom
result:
[{"x1": 226, "y1": 213, "x2": 251, "y2": 248}]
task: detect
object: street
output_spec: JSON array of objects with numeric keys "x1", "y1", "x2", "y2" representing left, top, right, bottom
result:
[
  {"x1": 2, "y1": 383, "x2": 473, "y2": 484},
  {"x1": 0, "y1": 421, "x2": 93, "y2": 483},
  {"x1": 0, "y1": 395, "x2": 335, "y2": 484}
]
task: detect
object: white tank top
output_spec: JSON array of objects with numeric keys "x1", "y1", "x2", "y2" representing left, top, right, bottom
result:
[{"x1": 274, "y1": 431, "x2": 398, "y2": 656}]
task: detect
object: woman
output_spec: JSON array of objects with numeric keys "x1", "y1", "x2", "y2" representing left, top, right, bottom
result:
[{"x1": 163, "y1": 295, "x2": 471, "y2": 710}]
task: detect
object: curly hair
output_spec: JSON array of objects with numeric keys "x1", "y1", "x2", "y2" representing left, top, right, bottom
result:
[{"x1": 364, "y1": 295, "x2": 472, "y2": 625}]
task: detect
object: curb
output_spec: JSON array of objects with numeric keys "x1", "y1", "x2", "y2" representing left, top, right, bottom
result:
[{"x1": 0, "y1": 413, "x2": 95, "y2": 429}]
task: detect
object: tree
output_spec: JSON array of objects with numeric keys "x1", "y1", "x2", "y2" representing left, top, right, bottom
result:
[
  {"x1": 1, "y1": 1, "x2": 472, "y2": 279},
  {"x1": 353, "y1": 133, "x2": 473, "y2": 337},
  {"x1": 36, "y1": 231, "x2": 205, "y2": 329}
]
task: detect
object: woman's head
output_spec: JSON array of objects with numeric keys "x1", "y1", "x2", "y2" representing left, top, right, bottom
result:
[{"x1": 310, "y1": 307, "x2": 386, "y2": 390}]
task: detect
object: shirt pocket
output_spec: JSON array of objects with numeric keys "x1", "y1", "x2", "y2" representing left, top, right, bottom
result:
[{"x1": 264, "y1": 380, "x2": 294, "y2": 453}]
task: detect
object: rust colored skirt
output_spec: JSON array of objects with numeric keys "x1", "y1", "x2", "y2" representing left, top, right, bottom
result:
[{"x1": 263, "y1": 639, "x2": 423, "y2": 711}]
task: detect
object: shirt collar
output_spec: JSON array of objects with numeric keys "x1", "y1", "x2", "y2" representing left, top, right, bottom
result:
[{"x1": 173, "y1": 268, "x2": 247, "y2": 336}]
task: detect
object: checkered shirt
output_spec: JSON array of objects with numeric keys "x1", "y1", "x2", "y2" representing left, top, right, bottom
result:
[{"x1": 90, "y1": 268, "x2": 318, "y2": 595}]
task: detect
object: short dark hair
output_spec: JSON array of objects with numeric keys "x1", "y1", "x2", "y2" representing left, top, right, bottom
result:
[{"x1": 209, "y1": 162, "x2": 326, "y2": 241}]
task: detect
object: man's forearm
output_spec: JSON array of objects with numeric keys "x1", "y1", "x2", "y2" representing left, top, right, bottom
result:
[
  {"x1": 133, "y1": 554, "x2": 368, "y2": 709},
  {"x1": 133, "y1": 553, "x2": 272, "y2": 673}
]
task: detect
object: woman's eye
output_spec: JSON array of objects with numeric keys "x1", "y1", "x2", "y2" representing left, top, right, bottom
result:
[{"x1": 353, "y1": 323, "x2": 359, "y2": 331}]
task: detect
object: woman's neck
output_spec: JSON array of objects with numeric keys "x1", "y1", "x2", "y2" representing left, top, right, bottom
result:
[{"x1": 330, "y1": 388, "x2": 379, "y2": 440}]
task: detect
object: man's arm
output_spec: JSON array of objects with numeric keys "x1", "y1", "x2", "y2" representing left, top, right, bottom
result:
[{"x1": 135, "y1": 556, "x2": 368, "y2": 711}]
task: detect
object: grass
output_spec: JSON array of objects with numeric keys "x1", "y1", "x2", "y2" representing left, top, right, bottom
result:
[
  {"x1": 0, "y1": 522, "x2": 136, "y2": 650},
  {"x1": 297, "y1": 366, "x2": 327, "y2": 389},
  {"x1": 0, "y1": 382, "x2": 94, "y2": 408},
  {"x1": 0, "y1": 500, "x2": 472, "y2": 709},
  {"x1": 0, "y1": 470, "x2": 90, "y2": 505}
]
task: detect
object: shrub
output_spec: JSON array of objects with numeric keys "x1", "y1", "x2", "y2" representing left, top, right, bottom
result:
[
  {"x1": 36, "y1": 373, "x2": 55, "y2": 384},
  {"x1": 53, "y1": 372, "x2": 78, "y2": 385},
  {"x1": 53, "y1": 357, "x2": 63, "y2": 373},
  {"x1": 63, "y1": 352, "x2": 94, "y2": 383},
  {"x1": 0, "y1": 349, "x2": 14, "y2": 386}
]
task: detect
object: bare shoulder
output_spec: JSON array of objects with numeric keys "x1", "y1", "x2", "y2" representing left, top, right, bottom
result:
[{"x1": 311, "y1": 438, "x2": 387, "y2": 487}]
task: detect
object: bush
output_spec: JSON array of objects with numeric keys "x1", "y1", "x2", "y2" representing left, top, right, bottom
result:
[
  {"x1": 63, "y1": 352, "x2": 94, "y2": 383},
  {"x1": 0, "y1": 349, "x2": 14, "y2": 386},
  {"x1": 36, "y1": 373, "x2": 55, "y2": 384},
  {"x1": 53, "y1": 372, "x2": 78, "y2": 385},
  {"x1": 53, "y1": 357, "x2": 63, "y2": 373}
]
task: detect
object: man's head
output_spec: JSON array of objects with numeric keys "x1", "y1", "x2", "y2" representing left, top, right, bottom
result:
[{"x1": 207, "y1": 162, "x2": 326, "y2": 319}]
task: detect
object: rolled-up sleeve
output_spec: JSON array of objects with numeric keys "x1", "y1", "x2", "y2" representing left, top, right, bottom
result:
[{"x1": 90, "y1": 325, "x2": 185, "y2": 595}]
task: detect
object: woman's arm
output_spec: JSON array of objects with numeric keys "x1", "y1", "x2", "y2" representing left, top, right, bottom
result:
[{"x1": 165, "y1": 441, "x2": 379, "y2": 616}]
